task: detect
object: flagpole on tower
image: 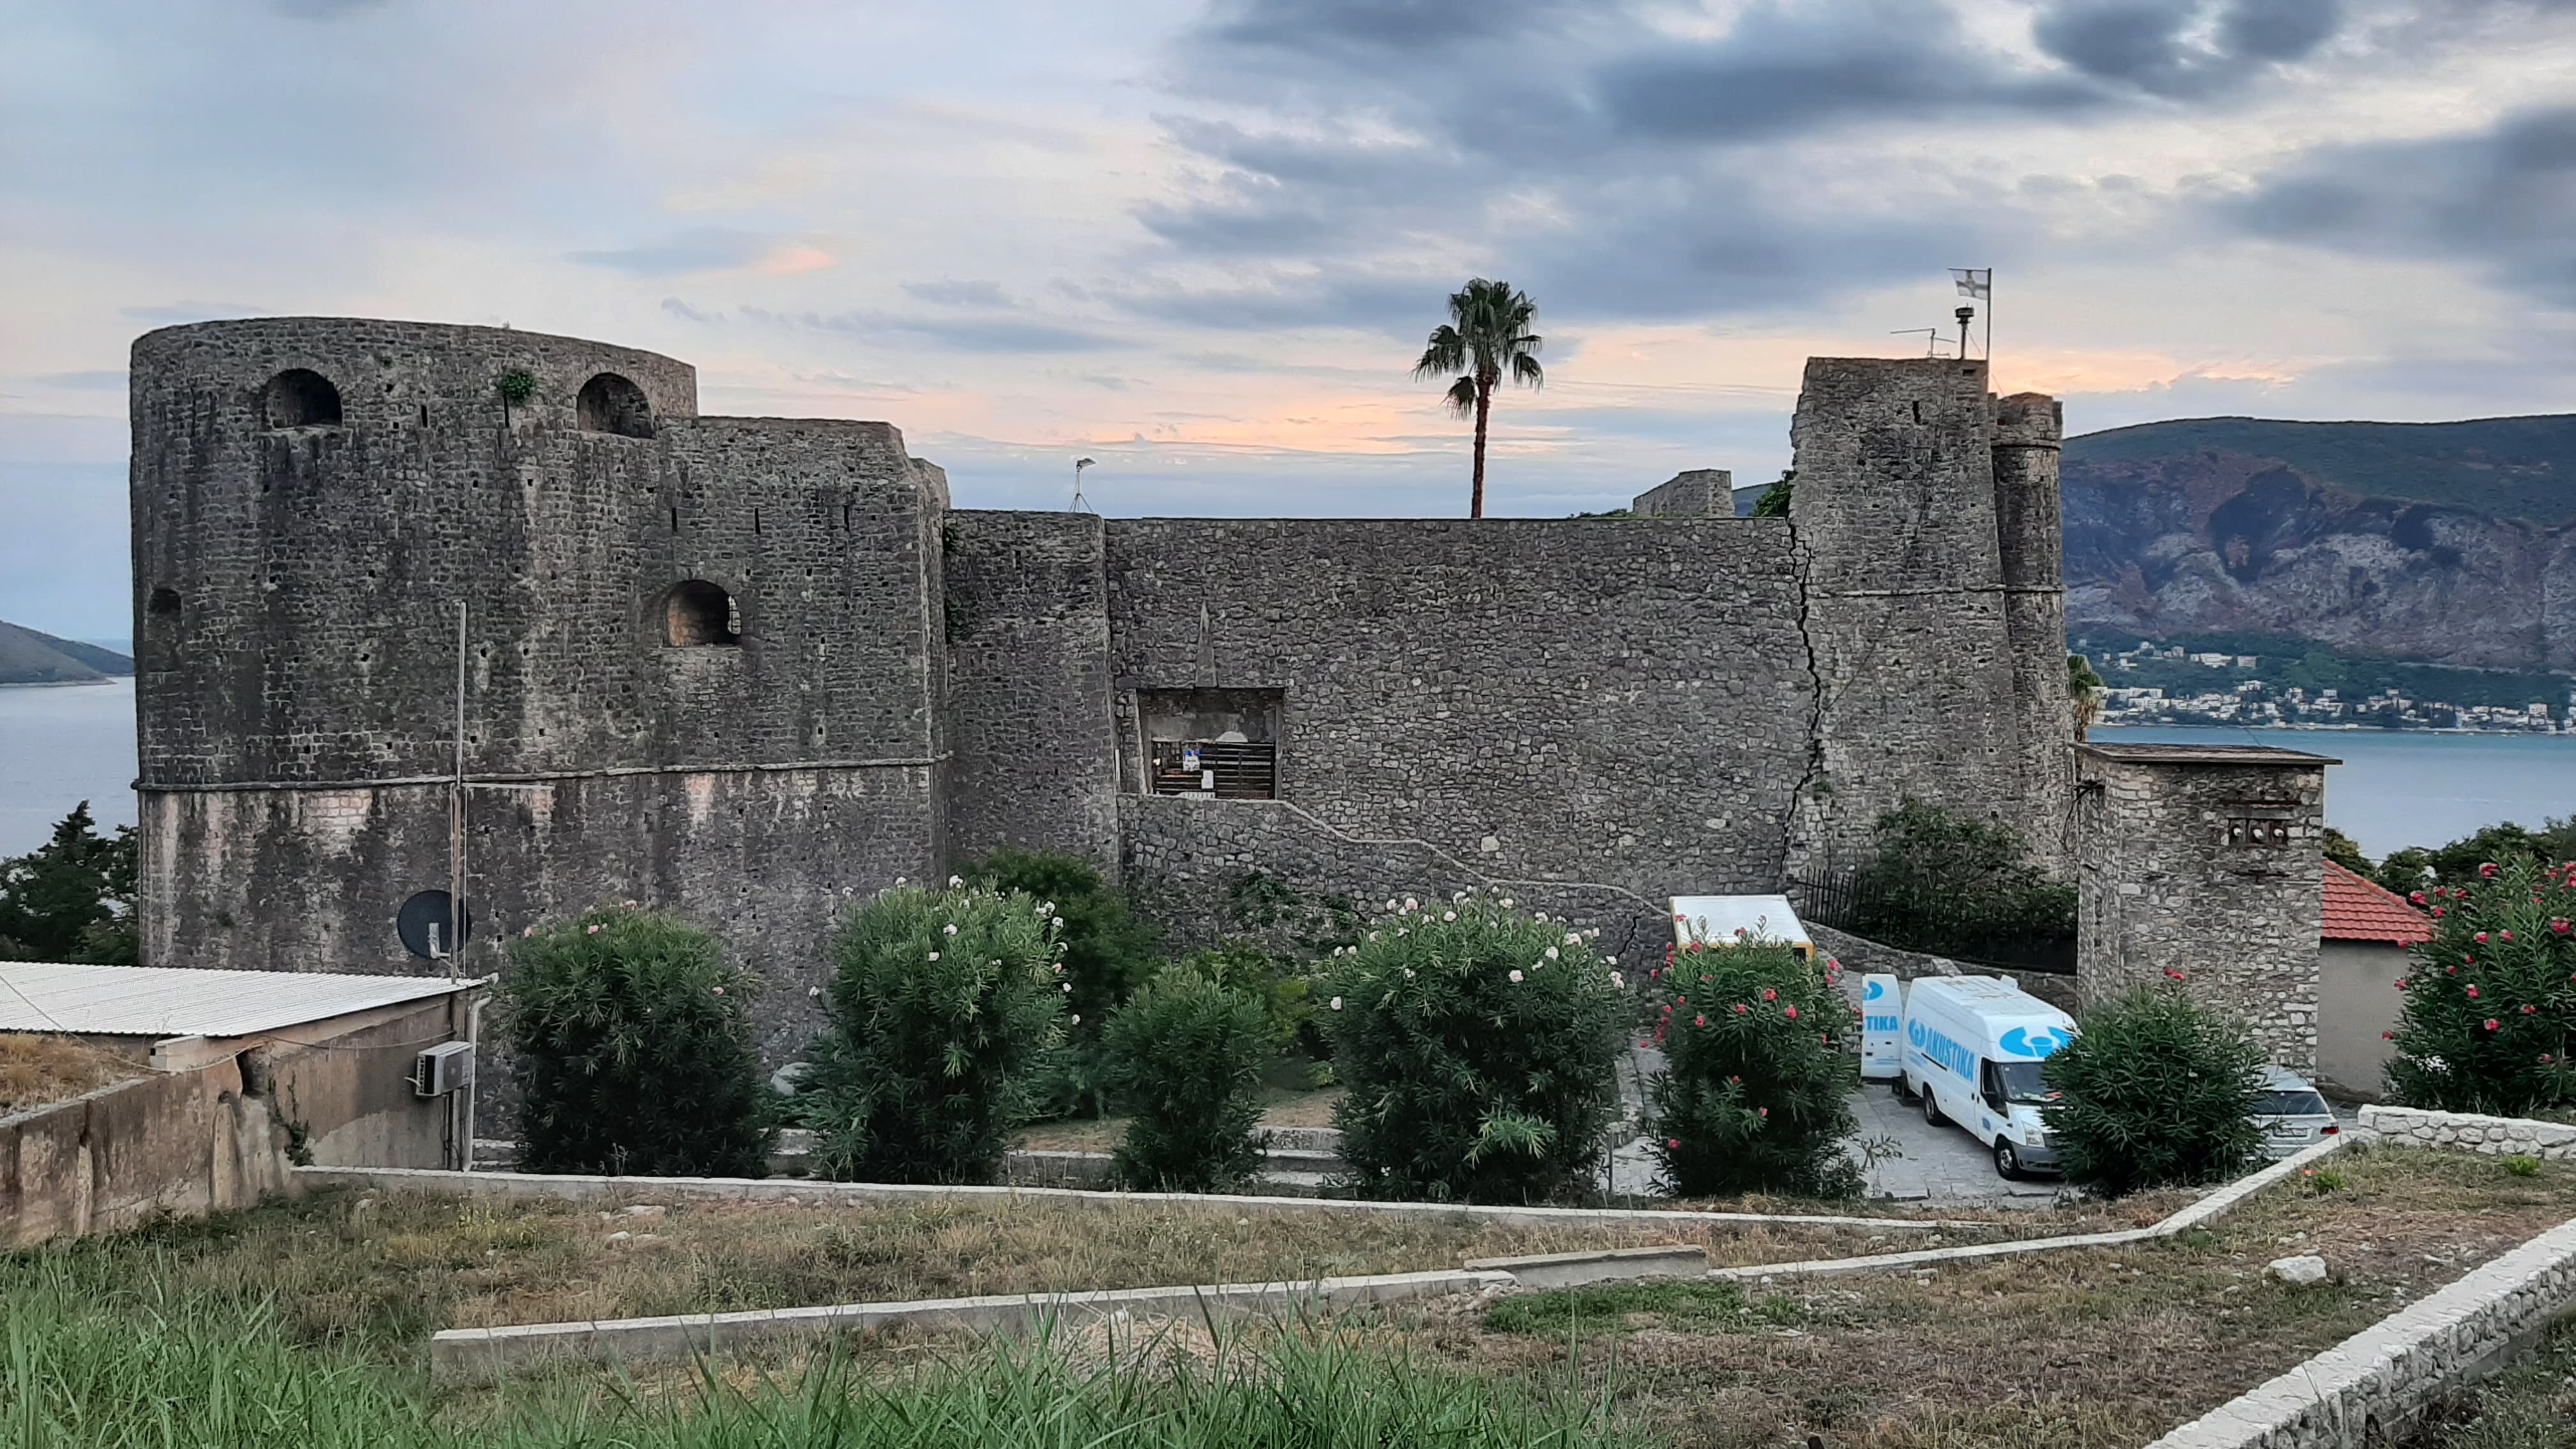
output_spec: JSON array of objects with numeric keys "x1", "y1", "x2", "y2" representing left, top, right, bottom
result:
[{"x1": 1950, "y1": 266, "x2": 1993, "y2": 369}]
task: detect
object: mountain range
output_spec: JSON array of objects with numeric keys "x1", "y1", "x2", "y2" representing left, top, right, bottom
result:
[
  {"x1": 2060, "y1": 414, "x2": 2576, "y2": 673},
  {"x1": 0, "y1": 621, "x2": 133, "y2": 686}
]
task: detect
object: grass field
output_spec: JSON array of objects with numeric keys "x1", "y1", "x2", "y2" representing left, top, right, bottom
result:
[
  {"x1": 0, "y1": 1035, "x2": 140, "y2": 1114},
  {"x1": 3, "y1": 1142, "x2": 2569, "y2": 1448},
  {"x1": 1407, "y1": 1144, "x2": 2576, "y2": 1448}
]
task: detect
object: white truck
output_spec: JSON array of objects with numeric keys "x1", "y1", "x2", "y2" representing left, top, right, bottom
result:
[{"x1": 1867, "y1": 974, "x2": 2077, "y2": 1180}]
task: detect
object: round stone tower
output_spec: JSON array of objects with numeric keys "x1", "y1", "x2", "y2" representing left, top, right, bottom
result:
[{"x1": 1991, "y1": 390, "x2": 2072, "y2": 875}]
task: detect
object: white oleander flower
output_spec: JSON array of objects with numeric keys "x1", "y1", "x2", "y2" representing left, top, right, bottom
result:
[
  {"x1": 1442, "y1": 911, "x2": 1456, "y2": 922},
  {"x1": 1402, "y1": 897, "x2": 1418, "y2": 912},
  {"x1": 1070, "y1": 1014, "x2": 1080, "y2": 1025},
  {"x1": 1545, "y1": 946, "x2": 1560, "y2": 960},
  {"x1": 1499, "y1": 898, "x2": 1515, "y2": 908},
  {"x1": 808, "y1": 985, "x2": 823, "y2": 998},
  {"x1": 1604, "y1": 954, "x2": 1618, "y2": 966},
  {"x1": 1402, "y1": 967, "x2": 1415, "y2": 979},
  {"x1": 1330, "y1": 996, "x2": 1344, "y2": 1011},
  {"x1": 947, "y1": 875, "x2": 963, "y2": 888},
  {"x1": 1062, "y1": 982, "x2": 1073, "y2": 993},
  {"x1": 1052, "y1": 917, "x2": 1064, "y2": 929},
  {"x1": 1563, "y1": 931, "x2": 1581, "y2": 946},
  {"x1": 943, "y1": 924, "x2": 958, "y2": 936},
  {"x1": 928, "y1": 951, "x2": 940, "y2": 962},
  {"x1": 894, "y1": 877, "x2": 907, "y2": 886},
  {"x1": 1509, "y1": 970, "x2": 1524, "y2": 983},
  {"x1": 1609, "y1": 972, "x2": 1625, "y2": 989},
  {"x1": 1384, "y1": 899, "x2": 1398, "y2": 912}
]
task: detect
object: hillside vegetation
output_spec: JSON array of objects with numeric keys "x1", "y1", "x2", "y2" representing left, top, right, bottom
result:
[
  {"x1": 2066, "y1": 413, "x2": 2576, "y2": 525},
  {"x1": 2062, "y1": 412, "x2": 2576, "y2": 674},
  {"x1": 0, "y1": 620, "x2": 132, "y2": 686}
]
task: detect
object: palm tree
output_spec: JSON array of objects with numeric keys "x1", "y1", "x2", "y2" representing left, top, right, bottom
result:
[{"x1": 1412, "y1": 279, "x2": 1544, "y2": 518}]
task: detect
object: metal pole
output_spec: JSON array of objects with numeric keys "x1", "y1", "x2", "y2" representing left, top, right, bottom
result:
[
  {"x1": 1985, "y1": 271, "x2": 1995, "y2": 369},
  {"x1": 448, "y1": 600, "x2": 464, "y2": 980}
]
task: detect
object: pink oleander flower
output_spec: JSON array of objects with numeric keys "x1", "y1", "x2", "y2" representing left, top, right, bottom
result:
[
  {"x1": 2484, "y1": 1018, "x2": 2500, "y2": 1030},
  {"x1": 2476, "y1": 931, "x2": 2490, "y2": 944},
  {"x1": 1694, "y1": 1014, "x2": 1706, "y2": 1027},
  {"x1": 1784, "y1": 1005, "x2": 1799, "y2": 1019},
  {"x1": 585, "y1": 924, "x2": 600, "y2": 935},
  {"x1": 1733, "y1": 1003, "x2": 1748, "y2": 1014},
  {"x1": 1761, "y1": 988, "x2": 1777, "y2": 1001},
  {"x1": 2467, "y1": 985, "x2": 2481, "y2": 998},
  {"x1": 1666, "y1": 1137, "x2": 1681, "y2": 1149},
  {"x1": 2480, "y1": 862, "x2": 2500, "y2": 877},
  {"x1": 710, "y1": 985, "x2": 724, "y2": 995}
]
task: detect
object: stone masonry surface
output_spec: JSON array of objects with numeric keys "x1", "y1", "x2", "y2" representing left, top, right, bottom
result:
[
  {"x1": 2076, "y1": 745, "x2": 2332, "y2": 1071},
  {"x1": 132, "y1": 322, "x2": 2098, "y2": 1101},
  {"x1": 2145, "y1": 1213, "x2": 2576, "y2": 1448},
  {"x1": 2360, "y1": 1104, "x2": 2576, "y2": 1160}
]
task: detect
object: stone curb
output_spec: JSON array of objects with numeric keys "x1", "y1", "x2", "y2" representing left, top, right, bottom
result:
[
  {"x1": 430, "y1": 1268, "x2": 1515, "y2": 1384},
  {"x1": 2143, "y1": 1215, "x2": 2576, "y2": 1448},
  {"x1": 292, "y1": 1166, "x2": 1979, "y2": 1233},
  {"x1": 1708, "y1": 1137, "x2": 2346, "y2": 1283},
  {"x1": 2359, "y1": 1104, "x2": 2576, "y2": 1162},
  {"x1": 1463, "y1": 1245, "x2": 1710, "y2": 1289}
]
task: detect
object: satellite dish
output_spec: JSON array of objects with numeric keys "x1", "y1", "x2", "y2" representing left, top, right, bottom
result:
[{"x1": 397, "y1": 890, "x2": 473, "y2": 959}]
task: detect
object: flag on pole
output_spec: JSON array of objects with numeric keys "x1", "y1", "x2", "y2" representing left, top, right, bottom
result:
[{"x1": 1951, "y1": 268, "x2": 1991, "y2": 300}]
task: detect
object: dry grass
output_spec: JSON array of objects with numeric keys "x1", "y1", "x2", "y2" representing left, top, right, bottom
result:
[
  {"x1": 1393, "y1": 1143, "x2": 2576, "y2": 1449},
  {"x1": 36, "y1": 1187, "x2": 2015, "y2": 1358},
  {"x1": 0, "y1": 1033, "x2": 142, "y2": 1113}
]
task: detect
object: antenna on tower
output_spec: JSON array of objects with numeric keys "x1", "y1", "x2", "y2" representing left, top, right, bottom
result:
[
  {"x1": 1070, "y1": 457, "x2": 1097, "y2": 514},
  {"x1": 1890, "y1": 327, "x2": 1943, "y2": 358}
]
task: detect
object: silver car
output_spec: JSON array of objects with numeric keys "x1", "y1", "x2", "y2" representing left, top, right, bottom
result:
[{"x1": 2251, "y1": 1066, "x2": 2340, "y2": 1160}]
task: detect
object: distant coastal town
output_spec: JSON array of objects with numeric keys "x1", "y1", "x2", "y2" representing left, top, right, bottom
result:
[{"x1": 2080, "y1": 635, "x2": 2571, "y2": 735}]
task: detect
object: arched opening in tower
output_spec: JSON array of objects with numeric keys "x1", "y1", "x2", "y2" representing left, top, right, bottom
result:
[
  {"x1": 661, "y1": 579, "x2": 740, "y2": 647},
  {"x1": 579, "y1": 372, "x2": 655, "y2": 438},
  {"x1": 260, "y1": 369, "x2": 342, "y2": 429}
]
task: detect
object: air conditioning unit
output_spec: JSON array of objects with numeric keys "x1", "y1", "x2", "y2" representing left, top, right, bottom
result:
[{"x1": 411, "y1": 1041, "x2": 475, "y2": 1098}]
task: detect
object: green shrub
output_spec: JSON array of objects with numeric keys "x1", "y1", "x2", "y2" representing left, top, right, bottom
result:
[
  {"x1": 1646, "y1": 940, "x2": 1861, "y2": 1199},
  {"x1": 1844, "y1": 799, "x2": 2074, "y2": 960},
  {"x1": 804, "y1": 879, "x2": 1066, "y2": 1183},
  {"x1": 1103, "y1": 956, "x2": 1275, "y2": 1192},
  {"x1": 2503, "y1": 1154, "x2": 2542, "y2": 1179},
  {"x1": 2372, "y1": 815, "x2": 2576, "y2": 895},
  {"x1": 499, "y1": 904, "x2": 772, "y2": 1177},
  {"x1": 2041, "y1": 983, "x2": 2264, "y2": 1196},
  {"x1": 2386, "y1": 857, "x2": 2576, "y2": 1116},
  {"x1": 961, "y1": 848, "x2": 1155, "y2": 1118},
  {"x1": 1321, "y1": 892, "x2": 1625, "y2": 1203}
]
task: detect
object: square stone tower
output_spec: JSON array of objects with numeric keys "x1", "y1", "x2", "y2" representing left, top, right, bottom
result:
[{"x1": 2074, "y1": 742, "x2": 2338, "y2": 1071}]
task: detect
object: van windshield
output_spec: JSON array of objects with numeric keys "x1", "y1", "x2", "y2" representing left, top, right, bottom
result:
[{"x1": 1995, "y1": 1061, "x2": 2057, "y2": 1105}]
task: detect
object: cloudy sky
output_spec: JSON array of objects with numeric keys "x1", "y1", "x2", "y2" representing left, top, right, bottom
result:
[{"x1": 3, "y1": 0, "x2": 2572, "y2": 640}]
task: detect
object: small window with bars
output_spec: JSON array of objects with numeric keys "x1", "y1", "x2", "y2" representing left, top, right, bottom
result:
[
  {"x1": 2223, "y1": 813, "x2": 2291, "y2": 848},
  {"x1": 1149, "y1": 739, "x2": 1277, "y2": 799}
]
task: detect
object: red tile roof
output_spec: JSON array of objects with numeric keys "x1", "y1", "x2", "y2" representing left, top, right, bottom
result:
[{"x1": 2321, "y1": 859, "x2": 2434, "y2": 946}]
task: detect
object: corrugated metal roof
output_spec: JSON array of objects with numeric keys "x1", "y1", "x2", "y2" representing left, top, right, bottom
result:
[{"x1": 0, "y1": 962, "x2": 480, "y2": 1039}]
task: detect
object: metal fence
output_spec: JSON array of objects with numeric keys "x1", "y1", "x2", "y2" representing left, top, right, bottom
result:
[{"x1": 1790, "y1": 871, "x2": 2077, "y2": 975}]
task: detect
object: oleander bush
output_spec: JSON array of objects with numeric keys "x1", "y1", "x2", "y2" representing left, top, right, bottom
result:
[
  {"x1": 500, "y1": 904, "x2": 772, "y2": 1177},
  {"x1": 1103, "y1": 955, "x2": 1276, "y2": 1192},
  {"x1": 961, "y1": 848, "x2": 1156, "y2": 1119},
  {"x1": 804, "y1": 880, "x2": 1067, "y2": 1183},
  {"x1": 2043, "y1": 982, "x2": 2264, "y2": 1196},
  {"x1": 2388, "y1": 856, "x2": 2576, "y2": 1115},
  {"x1": 1645, "y1": 940, "x2": 1862, "y2": 1199},
  {"x1": 1320, "y1": 892, "x2": 1625, "y2": 1203}
]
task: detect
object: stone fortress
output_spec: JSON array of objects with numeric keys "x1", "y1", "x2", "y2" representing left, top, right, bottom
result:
[{"x1": 126, "y1": 318, "x2": 2332, "y2": 1069}]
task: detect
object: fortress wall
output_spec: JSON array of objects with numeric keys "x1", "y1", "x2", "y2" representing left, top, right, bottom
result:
[
  {"x1": 129, "y1": 321, "x2": 945, "y2": 1057},
  {"x1": 1100, "y1": 517, "x2": 1812, "y2": 943},
  {"x1": 942, "y1": 510, "x2": 1120, "y2": 871},
  {"x1": 1994, "y1": 392, "x2": 2074, "y2": 875},
  {"x1": 1787, "y1": 358, "x2": 2027, "y2": 871}
]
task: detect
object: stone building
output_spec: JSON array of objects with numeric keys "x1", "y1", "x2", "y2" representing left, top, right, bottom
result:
[
  {"x1": 127, "y1": 319, "x2": 2070, "y2": 1059},
  {"x1": 2073, "y1": 741, "x2": 2337, "y2": 1071}
]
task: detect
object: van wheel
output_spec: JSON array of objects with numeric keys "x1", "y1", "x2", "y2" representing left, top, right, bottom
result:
[
  {"x1": 1921, "y1": 1086, "x2": 1944, "y2": 1127},
  {"x1": 1993, "y1": 1140, "x2": 2023, "y2": 1181}
]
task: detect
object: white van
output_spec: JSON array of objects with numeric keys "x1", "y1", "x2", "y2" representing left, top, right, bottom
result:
[{"x1": 1893, "y1": 975, "x2": 2078, "y2": 1180}]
